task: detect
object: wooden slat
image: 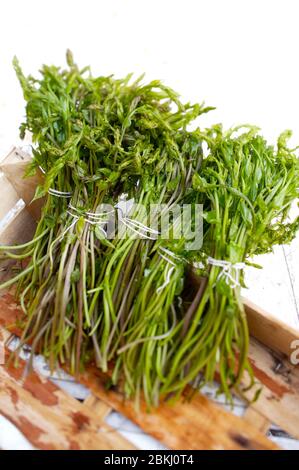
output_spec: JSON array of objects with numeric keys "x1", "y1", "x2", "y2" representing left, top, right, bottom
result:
[
  {"x1": 0, "y1": 147, "x2": 44, "y2": 222},
  {"x1": 0, "y1": 293, "x2": 277, "y2": 450},
  {"x1": 0, "y1": 147, "x2": 30, "y2": 166},
  {"x1": 0, "y1": 343, "x2": 135, "y2": 449},
  {"x1": 244, "y1": 407, "x2": 270, "y2": 434},
  {"x1": 83, "y1": 395, "x2": 112, "y2": 422},
  {"x1": 0, "y1": 162, "x2": 44, "y2": 222},
  {"x1": 243, "y1": 337, "x2": 299, "y2": 440},
  {"x1": 79, "y1": 366, "x2": 277, "y2": 450},
  {"x1": 244, "y1": 298, "x2": 299, "y2": 357},
  {"x1": 0, "y1": 175, "x2": 19, "y2": 220},
  {"x1": 0, "y1": 207, "x2": 35, "y2": 246}
]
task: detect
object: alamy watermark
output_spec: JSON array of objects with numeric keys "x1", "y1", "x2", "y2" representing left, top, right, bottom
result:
[{"x1": 70, "y1": 198, "x2": 204, "y2": 251}]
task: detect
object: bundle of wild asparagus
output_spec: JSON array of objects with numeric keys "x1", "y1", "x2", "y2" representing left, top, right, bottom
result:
[{"x1": 0, "y1": 52, "x2": 298, "y2": 407}]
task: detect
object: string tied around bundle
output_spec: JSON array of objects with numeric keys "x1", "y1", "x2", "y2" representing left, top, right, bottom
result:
[
  {"x1": 158, "y1": 247, "x2": 182, "y2": 266},
  {"x1": 116, "y1": 200, "x2": 160, "y2": 241},
  {"x1": 48, "y1": 188, "x2": 73, "y2": 198},
  {"x1": 66, "y1": 204, "x2": 114, "y2": 238},
  {"x1": 207, "y1": 256, "x2": 245, "y2": 288},
  {"x1": 39, "y1": 167, "x2": 73, "y2": 198},
  {"x1": 156, "y1": 247, "x2": 182, "y2": 293},
  {"x1": 156, "y1": 265, "x2": 175, "y2": 293}
]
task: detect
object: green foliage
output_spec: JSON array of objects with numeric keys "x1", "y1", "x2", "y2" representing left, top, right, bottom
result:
[{"x1": 0, "y1": 54, "x2": 298, "y2": 408}]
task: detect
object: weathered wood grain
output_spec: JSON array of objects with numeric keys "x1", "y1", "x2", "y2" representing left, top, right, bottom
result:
[
  {"x1": 83, "y1": 394, "x2": 112, "y2": 422},
  {"x1": 242, "y1": 337, "x2": 299, "y2": 440},
  {"x1": 244, "y1": 407, "x2": 270, "y2": 434},
  {"x1": 0, "y1": 293, "x2": 278, "y2": 450},
  {"x1": 0, "y1": 146, "x2": 44, "y2": 222},
  {"x1": 79, "y1": 365, "x2": 278, "y2": 450},
  {"x1": 0, "y1": 344, "x2": 135, "y2": 450}
]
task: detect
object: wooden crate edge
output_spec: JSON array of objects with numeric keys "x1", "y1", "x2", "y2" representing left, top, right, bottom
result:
[{"x1": 244, "y1": 297, "x2": 299, "y2": 358}]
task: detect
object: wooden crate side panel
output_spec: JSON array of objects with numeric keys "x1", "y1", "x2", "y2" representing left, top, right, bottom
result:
[
  {"x1": 0, "y1": 174, "x2": 20, "y2": 221},
  {"x1": 0, "y1": 161, "x2": 44, "y2": 222},
  {"x1": 0, "y1": 147, "x2": 30, "y2": 166},
  {"x1": 244, "y1": 298, "x2": 299, "y2": 357},
  {"x1": 0, "y1": 207, "x2": 35, "y2": 246},
  {"x1": 0, "y1": 147, "x2": 44, "y2": 222},
  {"x1": 242, "y1": 338, "x2": 299, "y2": 440}
]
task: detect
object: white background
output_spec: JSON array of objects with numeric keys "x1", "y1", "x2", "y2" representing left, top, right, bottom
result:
[
  {"x1": 1, "y1": 0, "x2": 299, "y2": 150},
  {"x1": 0, "y1": 0, "x2": 299, "y2": 450}
]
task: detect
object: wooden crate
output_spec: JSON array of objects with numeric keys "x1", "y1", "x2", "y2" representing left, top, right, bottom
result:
[{"x1": 0, "y1": 147, "x2": 298, "y2": 450}]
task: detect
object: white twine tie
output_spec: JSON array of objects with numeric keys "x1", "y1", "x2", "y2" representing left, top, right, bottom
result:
[
  {"x1": 37, "y1": 165, "x2": 73, "y2": 198},
  {"x1": 207, "y1": 256, "x2": 245, "y2": 288},
  {"x1": 156, "y1": 247, "x2": 182, "y2": 293},
  {"x1": 156, "y1": 265, "x2": 175, "y2": 293},
  {"x1": 158, "y1": 247, "x2": 182, "y2": 266},
  {"x1": 48, "y1": 188, "x2": 72, "y2": 198},
  {"x1": 117, "y1": 206, "x2": 159, "y2": 240}
]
